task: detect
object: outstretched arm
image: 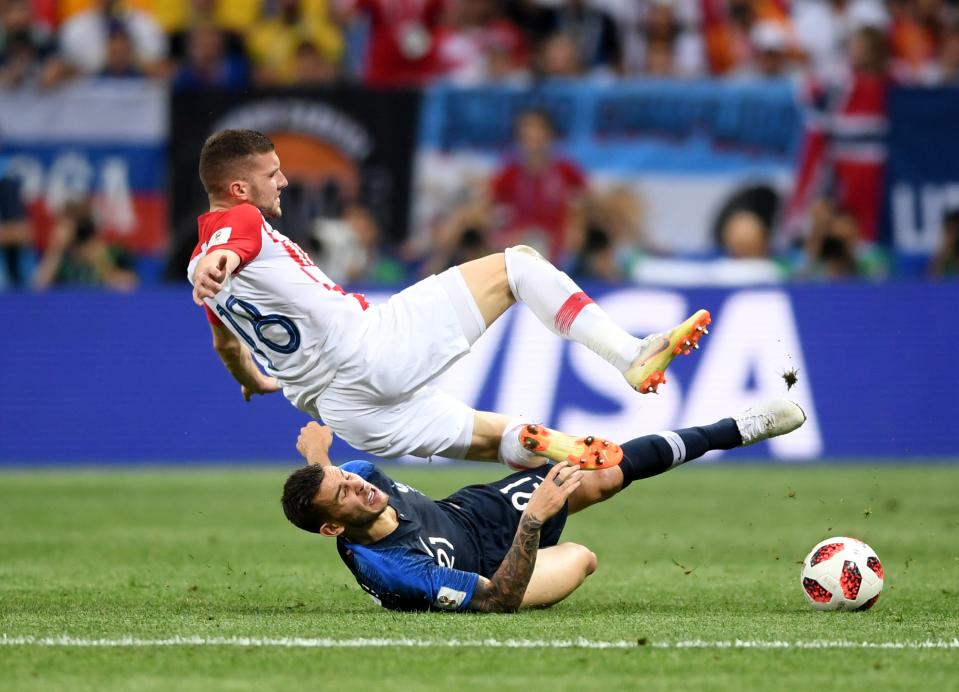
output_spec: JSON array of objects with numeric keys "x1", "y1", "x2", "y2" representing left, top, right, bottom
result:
[
  {"x1": 209, "y1": 322, "x2": 280, "y2": 401},
  {"x1": 467, "y1": 463, "x2": 582, "y2": 613}
]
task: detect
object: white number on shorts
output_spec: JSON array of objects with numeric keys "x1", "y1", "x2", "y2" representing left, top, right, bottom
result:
[{"x1": 499, "y1": 476, "x2": 544, "y2": 512}]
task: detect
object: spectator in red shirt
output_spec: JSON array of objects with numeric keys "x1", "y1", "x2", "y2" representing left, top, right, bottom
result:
[
  {"x1": 337, "y1": 0, "x2": 446, "y2": 87},
  {"x1": 488, "y1": 109, "x2": 587, "y2": 264}
]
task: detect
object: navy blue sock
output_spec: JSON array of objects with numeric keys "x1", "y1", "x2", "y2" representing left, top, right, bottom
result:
[{"x1": 618, "y1": 418, "x2": 742, "y2": 489}]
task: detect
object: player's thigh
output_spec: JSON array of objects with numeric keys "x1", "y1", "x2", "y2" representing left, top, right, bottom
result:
[
  {"x1": 353, "y1": 273, "x2": 480, "y2": 401},
  {"x1": 456, "y1": 253, "x2": 515, "y2": 327},
  {"x1": 521, "y1": 543, "x2": 597, "y2": 608},
  {"x1": 318, "y1": 386, "x2": 478, "y2": 460}
]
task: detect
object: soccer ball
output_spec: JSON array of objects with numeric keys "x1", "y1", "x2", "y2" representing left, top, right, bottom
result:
[{"x1": 800, "y1": 537, "x2": 884, "y2": 611}]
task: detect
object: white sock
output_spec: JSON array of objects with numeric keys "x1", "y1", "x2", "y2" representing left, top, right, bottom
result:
[
  {"x1": 498, "y1": 419, "x2": 547, "y2": 470},
  {"x1": 504, "y1": 245, "x2": 642, "y2": 372}
]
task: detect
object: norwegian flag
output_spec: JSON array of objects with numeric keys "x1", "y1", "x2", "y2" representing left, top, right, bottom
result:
[{"x1": 784, "y1": 72, "x2": 890, "y2": 243}]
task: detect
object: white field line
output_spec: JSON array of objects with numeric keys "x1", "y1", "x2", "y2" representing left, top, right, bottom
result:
[{"x1": 1, "y1": 635, "x2": 958, "y2": 650}]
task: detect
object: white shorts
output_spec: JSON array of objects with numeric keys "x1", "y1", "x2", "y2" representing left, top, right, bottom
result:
[{"x1": 315, "y1": 268, "x2": 487, "y2": 459}]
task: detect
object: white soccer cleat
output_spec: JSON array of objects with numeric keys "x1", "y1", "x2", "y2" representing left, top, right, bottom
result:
[{"x1": 733, "y1": 399, "x2": 806, "y2": 446}]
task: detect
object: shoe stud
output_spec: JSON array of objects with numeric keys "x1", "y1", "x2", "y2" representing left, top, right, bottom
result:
[{"x1": 703, "y1": 328, "x2": 709, "y2": 335}]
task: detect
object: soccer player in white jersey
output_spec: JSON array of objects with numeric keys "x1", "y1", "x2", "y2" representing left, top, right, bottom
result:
[{"x1": 189, "y1": 129, "x2": 713, "y2": 470}]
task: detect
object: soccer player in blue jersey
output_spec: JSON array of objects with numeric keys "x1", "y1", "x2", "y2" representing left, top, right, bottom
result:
[{"x1": 281, "y1": 399, "x2": 806, "y2": 613}]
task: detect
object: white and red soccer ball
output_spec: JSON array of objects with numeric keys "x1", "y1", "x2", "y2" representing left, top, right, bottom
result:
[{"x1": 800, "y1": 537, "x2": 884, "y2": 611}]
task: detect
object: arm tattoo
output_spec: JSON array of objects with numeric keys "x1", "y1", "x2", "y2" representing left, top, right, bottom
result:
[{"x1": 469, "y1": 513, "x2": 544, "y2": 613}]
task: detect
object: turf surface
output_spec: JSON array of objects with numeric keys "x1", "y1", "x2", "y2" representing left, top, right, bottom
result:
[{"x1": 1, "y1": 464, "x2": 957, "y2": 691}]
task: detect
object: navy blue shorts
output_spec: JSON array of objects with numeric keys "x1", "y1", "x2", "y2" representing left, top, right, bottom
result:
[{"x1": 439, "y1": 464, "x2": 568, "y2": 578}]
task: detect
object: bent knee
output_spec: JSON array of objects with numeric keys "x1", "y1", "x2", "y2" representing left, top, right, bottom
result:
[
  {"x1": 506, "y1": 244, "x2": 545, "y2": 261},
  {"x1": 568, "y1": 543, "x2": 598, "y2": 577}
]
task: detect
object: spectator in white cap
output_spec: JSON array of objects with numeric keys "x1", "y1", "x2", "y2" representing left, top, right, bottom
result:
[{"x1": 746, "y1": 19, "x2": 794, "y2": 79}]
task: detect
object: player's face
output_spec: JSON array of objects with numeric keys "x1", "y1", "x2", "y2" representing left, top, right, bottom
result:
[
  {"x1": 245, "y1": 150, "x2": 288, "y2": 218},
  {"x1": 315, "y1": 466, "x2": 390, "y2": 528}
]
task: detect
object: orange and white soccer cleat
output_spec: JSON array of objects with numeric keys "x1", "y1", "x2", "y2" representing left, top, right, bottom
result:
[
  {"x1": 517, "y1": 424, "x2": 623, "y2": 471},
  {"x1": 624, "y1": 309, "x2": 712, "y2": 394}
]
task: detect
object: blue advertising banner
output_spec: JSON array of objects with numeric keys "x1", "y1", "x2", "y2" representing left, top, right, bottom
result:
[
  {"x1": 1, "y1": 283, "x2": 955, "y2": 464},
  {"x1": 885, "y1": 87, "x2": 959, "y2": 256},
  {"x1": 418, "y1": 81, "x2": 801, "y2": 169}
]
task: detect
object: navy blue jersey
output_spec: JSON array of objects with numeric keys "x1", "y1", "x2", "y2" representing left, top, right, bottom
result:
[{"x1": 335, "y1": 460, "x2": 568, "y2": 612}]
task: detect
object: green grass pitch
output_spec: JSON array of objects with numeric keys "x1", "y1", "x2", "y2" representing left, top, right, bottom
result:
[{"x1": 1, "y1": 463, "x2": 958, "y2": 691}]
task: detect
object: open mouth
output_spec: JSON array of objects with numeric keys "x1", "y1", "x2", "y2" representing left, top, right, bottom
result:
[{"x1": 367, "y1": 487, "x2": 375, "y2": 505}]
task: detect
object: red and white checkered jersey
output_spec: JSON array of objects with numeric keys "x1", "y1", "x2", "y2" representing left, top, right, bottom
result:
[{"x1": 187, "y1": 203, "x2": 370, "y2": 412}]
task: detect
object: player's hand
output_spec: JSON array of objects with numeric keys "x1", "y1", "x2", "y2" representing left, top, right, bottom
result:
[
  {"x1": 297, "y1": 422, "x2": 334, "y2": 465},
  {"x1": 525, "y1": 462, "x2": 582, "y2": 523},
  {"x1": 242, "y1": 376, "x2": 280, "y2": 402},
  {"x1": 192, "y1": 254, "x2": 230, "y2": 306}
]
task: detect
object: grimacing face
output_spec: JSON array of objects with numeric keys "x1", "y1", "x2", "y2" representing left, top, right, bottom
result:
[
  {"x1": 242, "y1": 150, "x2": 288, "y2": 218},
  {"x1": 315, "y1": 466, "x2": 391, "y2": 534}
]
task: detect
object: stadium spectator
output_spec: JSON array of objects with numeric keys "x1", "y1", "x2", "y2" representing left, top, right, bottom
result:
[
  {"x1": 99, "y1": 25, "x2": 143, "y2": 77},
  {"x1": 568, "y1": 227, "x2": 621, "y2": 281},
  {"x1": 54, "y1": 0, "x2": 167, "y2": 78},
  {"x1": 791, "y1": 0, "x2": 888, "y2": 78},
  {"x1": 0, "y1": 159, "x2": 32, "y2": 288},
  {"x1": 537, "y1": 32, "x2": 586, "y2": 78},
  {"x1": 172, "y1": 23, "x2": 250, "y2": 89},
  {"x1": 537, "y1": 0, "x2": 623, "y2": 75},
  {"x1": 929, "y1": 18, "x2": 959, "y2": 84},
  {"x1": 929, "y1": 208, "x2": 959, "y2": 277},
  {"x1": 246, "y1": 0, "x2": 342, "y2": 86},
  {"x1": 485, "y1": 109, "x2": 587, "y2": 264},
  {"x1": 435, "y1": 0, "x2": 528, "y2": 85},
  {"x1": 713, "y1": 210, "x2": 786, "y2": 282},
  {"x1": 421, "y1": 196, "x2": 497, "y2": 276},
  {"x1": 626, "y1": 0, "x2": 705, "y2": 78},
  {"x1": 166, "y1": 0, "x2": 249, "y2": 71},
  {"x1": 736, "y1": 20, "x2": 795, "y2": 79},
  {"x1": 887, "y1": 0, "x2": 943, "y2": 83},
  {"x1": 796, "y1": 198, "x2": 887, "y2": 280},
  {"x1": 0, "y1": 0, "x2": 53, "y2": 87},
  {"x1": 33, "y1": 200, "x2": 138, "y2": 290},
  {"x1": 291, "y1": 40, "x2": 340, "y2": 84},
  {"x1": 335, "y1": 0, "x2": 446, "y2": 87},
  {"x1": 700, "y1": 0, "x2": 792, "y2": 75},
  {"x1": 629, "y1": 209, "x2": 785, "y2": 286},
  {"x1": 310, "y1": 202, "x2": 406, "y2": 284},
  {"x1": 502, "y1": 0, "x2": 554, "y2": 48}
]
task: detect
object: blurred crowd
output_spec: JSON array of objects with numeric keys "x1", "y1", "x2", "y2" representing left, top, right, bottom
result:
[
  {"x1": 5, "y1": 0, "x2": 959, "y2": 88},
  {"x1": 2, "y1": 0, "x2": 959, "y2": 289}
]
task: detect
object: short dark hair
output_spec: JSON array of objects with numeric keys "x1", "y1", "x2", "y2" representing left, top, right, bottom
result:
[
  {"x1": 198, "y1": 129, "x2": 275, "y2": 197},
  {"x1": 281, "y1": 465, "x2": 328, "y2": 533}
]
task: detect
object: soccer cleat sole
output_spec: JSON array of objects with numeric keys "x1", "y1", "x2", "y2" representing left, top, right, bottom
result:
[
  {"x1": 519, "y1": 424, "x2": 623, "y2": 471},
  {"x1": 626, "y1": 309, "x2": 712, "y2": 394}
]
